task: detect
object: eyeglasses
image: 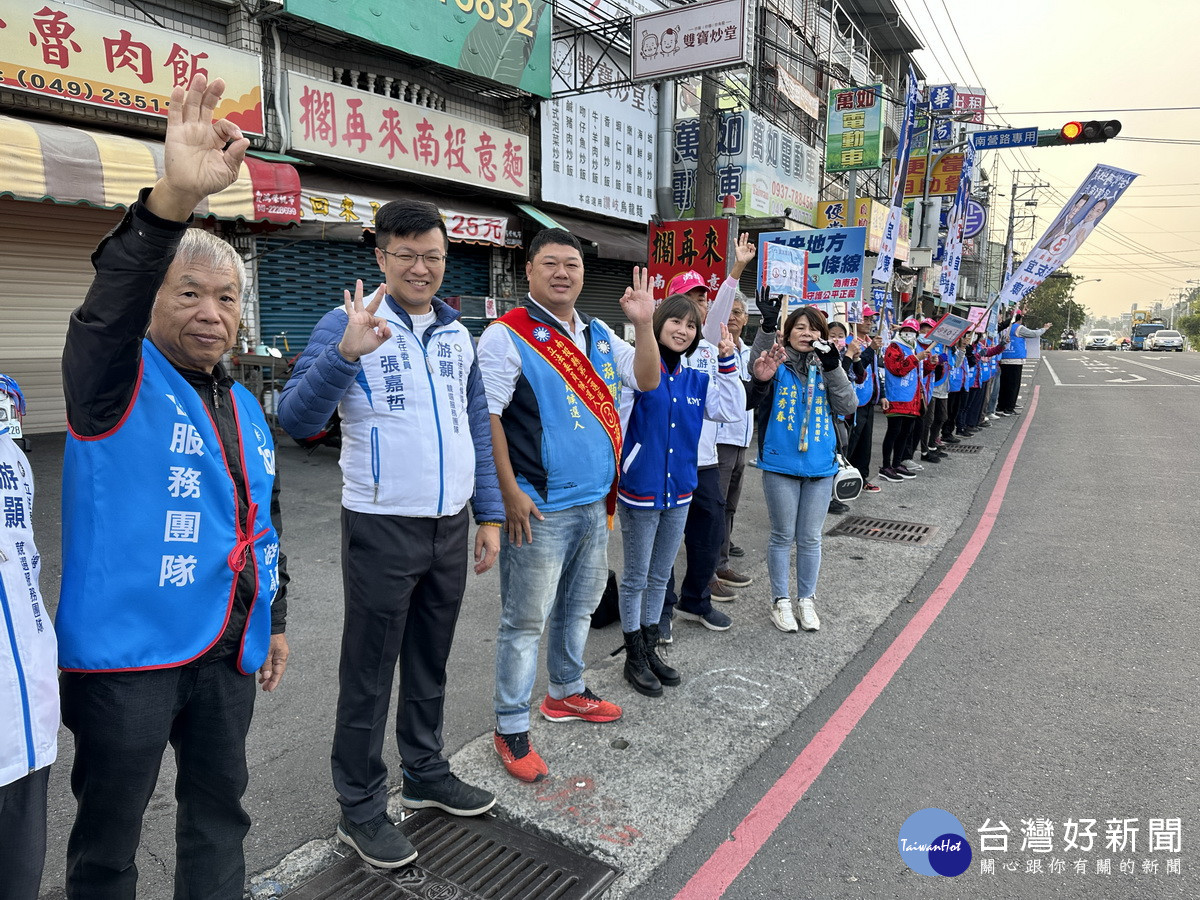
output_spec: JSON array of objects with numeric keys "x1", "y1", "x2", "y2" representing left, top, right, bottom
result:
[{"x1": 378, "y1": 248, "x2": 446, "y2": 267}]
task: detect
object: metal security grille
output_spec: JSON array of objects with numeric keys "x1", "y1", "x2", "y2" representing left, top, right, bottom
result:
[
  {"x1": 256, "y1": 240, "x2": 491, "y2": 353},
  {"x1": 288, "y1": 810, "x2": 616, "y2": 900},
  {"x1": 827, "y1": 515, "x2": 938, "y2": 545},
  {"x1": 939, "y1": 443, "x2": 984, "y2": 454}
]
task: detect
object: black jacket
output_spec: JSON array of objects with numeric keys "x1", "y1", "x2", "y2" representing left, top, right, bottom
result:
[{"x1": 61, "y1": 190, "x2": 289, "y2": 665}]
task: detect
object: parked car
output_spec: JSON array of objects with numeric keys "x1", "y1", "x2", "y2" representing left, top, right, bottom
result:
[
  {"x1": 1085, "y1": 329, "x2": 1117, "y2": 350},
  {"x1": 1145, "y1": 329, "x2": 1184, "y2": 351}
]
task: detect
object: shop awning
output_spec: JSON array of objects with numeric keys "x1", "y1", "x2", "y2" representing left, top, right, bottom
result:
[
  {"x1": 515, "y1": 203, "x2": 564, "y2": 231},
  {"x1": 548, "y1": 211, "x2": 649, "y2": 263},
  {"x1": 296, "y1": 172, "x2": 523, "y2": 247},
  {"x1": 0, "y1": 115, "x2": 301, "y2": 224}
]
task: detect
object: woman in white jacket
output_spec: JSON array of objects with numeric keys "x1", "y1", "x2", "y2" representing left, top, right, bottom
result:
[{"x1": 0, "y1": 375, "x2": 59, "y2": 900}]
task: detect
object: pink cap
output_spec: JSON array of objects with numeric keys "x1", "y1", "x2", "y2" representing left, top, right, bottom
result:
[
  {"x1": 921, "y1": 317, "x2": 938, "y2": 328},
  {"x1": 862, "y1": 304, "x2": 878, "y2": 317},
  {"x1": 898, "y1": 317, "x2": 921, "y2": 331},
  {"x1": 667, "y1": 270, "x2": 709, "y2": 297}
]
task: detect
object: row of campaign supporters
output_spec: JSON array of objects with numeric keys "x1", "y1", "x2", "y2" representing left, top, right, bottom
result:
[{"x1": 0, "y1": 74, "x2": 1053, "y2": 900}]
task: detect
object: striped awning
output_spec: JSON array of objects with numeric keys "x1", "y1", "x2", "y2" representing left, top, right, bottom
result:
[{"x1": 0, "y1": 115, "x2": 301, "y2": 224}]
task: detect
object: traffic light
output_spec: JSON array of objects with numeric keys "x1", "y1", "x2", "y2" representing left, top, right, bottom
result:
[{"x1": 1037, "y1": 120, "x2": 1122, "y2": 147}]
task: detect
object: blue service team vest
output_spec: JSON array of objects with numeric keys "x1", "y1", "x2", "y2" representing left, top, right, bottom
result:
[
  {"x1": 1001, "y1": 323, "x2": 1026, "y2": 360},
  {"x1": 932, "y1": 345, "x2": 951, "y2": 390},
  {"x1": 883, "y1": 340, "x2": 919, "y2": 403},
  {"x1": 58, "y1": 340, "x2": 280, "y2": 673},
  {"x1": 510, "y1": 321, "x2": 622, "y2": 512},
  {"x1": 854, "y1": 354, "x2": 878, "y2": 407},
  {"x1": 948, "y1": 354, "x2": 965, "y2": 392},
  {"x1": 759, "y1": 365, "x2": 838, "y2": 479}
]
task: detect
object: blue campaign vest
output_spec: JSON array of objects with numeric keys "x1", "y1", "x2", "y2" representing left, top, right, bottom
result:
[
  {"x1": 1001, "y1": 323, "x2": 1027, "y2": 360},
  {"x1": 948, "y1": 352, "x2": 965, "y2": 392},
  {"x1": 508, "y1": 320, "x2": 621, "y2": 512},
  {"x1": 57, "y1": 341, "x2": 279, "y2": 673},
  {"x1": 854, "y1": 353, "x2": 878, "y2": 407},
  {"x1": 932, "y1": 345, "x2": 951, "y2": 390},
  {"x1": 883, "y1": 340, "x2": 919, "y2": 403},
  {"x1": 758, "y1": 364, "x2": 838, "y2": 478},
  {"x1": 618, "y1": 361, "x2": 709, "y2": 509},
  {"x1": 981, "y1": 345, "x2": 995, "y2": 382}
]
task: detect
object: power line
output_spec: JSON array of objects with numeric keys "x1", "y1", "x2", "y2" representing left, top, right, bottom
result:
[{"x1": 992, "y1": 106, "x2": 1200, "y2": 114}]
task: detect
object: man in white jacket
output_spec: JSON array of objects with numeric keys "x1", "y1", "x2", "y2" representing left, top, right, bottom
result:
[{"x1": 0, "y1": 375, "x2": 58, "y2": 900}]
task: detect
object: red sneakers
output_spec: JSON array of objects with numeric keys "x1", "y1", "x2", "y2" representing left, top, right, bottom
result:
[
  {"x1": 539, "y1": 687, "x2": 623, "y2": 723},
  {"x1": 493, "y1": 731, "x2": 548, "y2": 783}
]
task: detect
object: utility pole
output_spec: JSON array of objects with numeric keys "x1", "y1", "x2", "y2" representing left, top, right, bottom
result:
[{"x1": 694, "y1": 75, "x2": 719, "y2": 219}]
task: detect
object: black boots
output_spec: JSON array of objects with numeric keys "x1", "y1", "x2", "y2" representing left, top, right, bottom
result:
[
  {"x1": 623, "y1": 629, "x2": 662, "y2": 697},
  {"x1": 641, "y1": 624, "x2": 681, "y2": 687}
]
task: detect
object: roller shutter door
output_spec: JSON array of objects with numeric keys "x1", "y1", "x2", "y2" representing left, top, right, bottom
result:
[
  {"x1": 575, "y1": 257, "x2": 632, "y2": 334},
  {"x1": 0, "y1": 199, "x2": 123, "y2": 434},
  {"x1": 256, "y1": 239, "x2": 491, "y2": 352}
]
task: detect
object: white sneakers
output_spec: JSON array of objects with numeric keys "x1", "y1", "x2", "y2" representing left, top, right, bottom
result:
[
  {"x1": 771, "y1": 597, "x2": 820, "y2": 632},
  {"x1": 770, "y1": 598, "x2": 798, "y2": 633},
  {"x1": 797, "y1": 597, "x2": 821, "y2": 631}
]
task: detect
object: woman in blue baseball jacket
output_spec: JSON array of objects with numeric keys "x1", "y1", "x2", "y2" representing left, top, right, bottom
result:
[
  {"x1": 616, "y1": 295, "x2": 742, "y2": 697},
  {"x1": 748, "y1": 307, "x2": 858, "y2": 635}
]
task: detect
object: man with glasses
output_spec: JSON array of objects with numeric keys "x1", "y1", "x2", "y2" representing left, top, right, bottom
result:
[{"x1": 279, "y1": 200, "x2": 503, "y2": 869}]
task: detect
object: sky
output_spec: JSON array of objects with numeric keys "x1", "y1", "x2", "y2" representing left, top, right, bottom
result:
[{"x1": 901, "y1": 0, "x2": 1200, "y2": 319}]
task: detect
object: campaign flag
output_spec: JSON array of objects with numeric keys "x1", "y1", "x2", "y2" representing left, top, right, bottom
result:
[
  {"x1": 1000, "y1": 164, "x2": 1138, "y2": 305},
  {"x1": 937, "y1": 140, "x2": 977, "y2": 306},
  {"x1": 871, "y1": 65, "x2": 918, "y2": 286}
]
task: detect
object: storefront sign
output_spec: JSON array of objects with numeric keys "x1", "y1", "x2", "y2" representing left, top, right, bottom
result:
[
  {"x1": 758, "y1": 227, "x2": 867, "y2": 304},
  {"x1": 299, "y1": 185, "x2": 520, "y2": 246},
  {"x1": 283, "y1": 0, "x2": 552, "y2": 97},
  {"x1": 542, "y1": 33, "x2": 655, "y2": 223},
  {"x1": 648, "y1": 218, "x2": 730, "y2": 301},
  {"x1": 287, "y1": 72, "x2": 529, "y2": 197},
  {"x1": 815, "y1": 198, "x2": 910, "y2": 261},
  {"x1": 631, "y1": 0, "x2": 749, "y2": 81},
  {"x1": 825, "y1": 84, "x2": 883, "y2": 173},
  {"x1": 899, "y1": 153, "x2": 966, "y2": 199},
  {"x1": 0, "y1": 0, "x2": 263, "y2": 131},
  {"x1": 672, "y1": 110, "x2": 818, "y2": 224}
]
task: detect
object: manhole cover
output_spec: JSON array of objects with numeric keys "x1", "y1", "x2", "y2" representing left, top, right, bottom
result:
[
  {"x1": 827, "y1": 515, "x2": 937, "y2": 545},
  {"x1": 288, "y1": 809, "x2": 617, "y2": 900},
  {"x1": 940, "y1": 444, "x2": 984, "y2": 454}
]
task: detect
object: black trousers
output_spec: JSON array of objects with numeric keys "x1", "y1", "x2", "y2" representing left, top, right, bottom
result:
[
  {"x1": 942, "y1": 392, "x2": 963, "y2": 438},
  {"x1": 881, "y1": 416, "x2": 916, "y2": 470},
  {"x1": 927, "y1": 397, "x2": 948, "y2": 447},
  {"x1": 959, "y1": 386, "x2": 984, "y2": 430},
  {"x1": 62, "y1": 658, "x2": 256, "y2": 900},
  {"x1": 664, "y1": 465, "x2": 725, "y2": 618},
  {"x1": 332, "y1": 507, "x2": 469, "y2": 826},
  {"x1": 998, "y1": 364, "x2": 1023, "y2": 413},
  {"x1": 847, "y1": 403, "x2": 875, "y2": 481},
  {"x1": 716, "y1": 444, "x2": 748, "y2": 570},
  {"x1": 0, "y1": 765, "x2": 50, "y2": 900}
]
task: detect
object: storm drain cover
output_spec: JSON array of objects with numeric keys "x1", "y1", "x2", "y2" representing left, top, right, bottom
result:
[
  {"x1": 940, "y1": 443, "x2": 984, "y2": 454},
  {"x1": 827, "y1": 515, "x2": 937, "y2": 545},
  {"x1": 287, "y1": 809, "x2": 617, "y2": 900}
]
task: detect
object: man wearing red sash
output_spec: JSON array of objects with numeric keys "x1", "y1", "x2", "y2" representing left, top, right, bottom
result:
[{"x1": 477, "y1": 229, "x2": 659, "y2": 782}]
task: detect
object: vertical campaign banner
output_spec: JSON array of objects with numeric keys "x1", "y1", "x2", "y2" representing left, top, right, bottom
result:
[
  {"x1": 1000, "y1": 164, "x2": 1139, "y2": 305},
  {"x1": 648, "y1": 218, "x2": 731, "y2": 301},
  {"x1": 758, "y1": 227, "x2": 867, "y2": 306},
  {"x1": 938, "y1": 141, "x2": 976, "y2": 306},
  {"x1": 871, "y1": 66, "x2": 918, "y2": 286},
  {"x1": 825, "y1": 84, "x2": 883, "y2": 173}
]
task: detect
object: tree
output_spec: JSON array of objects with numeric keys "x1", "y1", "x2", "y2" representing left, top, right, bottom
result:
[{"x1": 1021, "y1": 269, "x2": 1089, "y2": 341}]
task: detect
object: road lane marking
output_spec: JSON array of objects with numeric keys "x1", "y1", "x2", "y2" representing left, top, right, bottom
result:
[
  {"x1": 673, "y1": 390, "x2": 1043, "y2": 900},
  {"x1": 1116, "y1": 356, "x2": 1200, "y2": 384},
  {"x1": 1043, "y1": 358, "x2": 1063, "y2": 385}
]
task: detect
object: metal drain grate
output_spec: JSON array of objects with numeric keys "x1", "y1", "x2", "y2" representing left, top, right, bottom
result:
[
  {"x1": 940, "y1": 443, "x2": 984, "y2": 454},
  {"x1": 288, "y1": 809, "x2": 617, "y2": 900},
  {"x1": 827, "y1": 515, "x2": 938, "y2": 545}
]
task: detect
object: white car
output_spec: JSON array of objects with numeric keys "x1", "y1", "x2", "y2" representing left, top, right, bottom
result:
[
  {"x1": 1085, "y1": 329, "x2": 1117, "y2": 351},
  {"x1": 1146, "y1": 329, "x2": 1184, "y2": 351}
]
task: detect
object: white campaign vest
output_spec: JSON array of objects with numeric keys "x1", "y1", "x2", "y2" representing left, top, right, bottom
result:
[
  {"x1": 337, "y1": 310, "x2": 478, "y2": 516},
  {"x1": 0, "y1": 433, "x2": 58, "y2": 786},
  {"x1": 682, "y1": 340, "x2": 722, "y2": 467}
]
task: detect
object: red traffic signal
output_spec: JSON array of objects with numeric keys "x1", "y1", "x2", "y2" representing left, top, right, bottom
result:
[{"x1": 1059, "y1": 120, "x2": 1121, "y2": 144}]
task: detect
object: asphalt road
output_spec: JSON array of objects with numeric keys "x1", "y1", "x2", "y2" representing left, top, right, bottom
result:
[
  {"x1": 639, "y1": 350, "x2": 1200, "y2": 898},
  {"x1": 27, "y1": 350, "x2": 1200, "y2": 898}
]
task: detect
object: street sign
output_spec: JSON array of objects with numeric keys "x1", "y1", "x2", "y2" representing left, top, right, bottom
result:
[
  {"x1": 971, "y1": 127, "x2": 1039, "y2": 150},
  {"x1": 963, "y1": 199, "x2": 987, "y2": 239}
]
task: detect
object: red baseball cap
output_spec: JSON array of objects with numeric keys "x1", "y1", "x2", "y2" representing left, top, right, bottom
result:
[{"x1": 667, "y1": 270, "x2": 709, "y2": 297}]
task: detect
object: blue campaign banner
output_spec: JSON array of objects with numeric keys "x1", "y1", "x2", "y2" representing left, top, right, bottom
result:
[
  {"x1": 938, "y1": 140, "x2": 977, "y2": 306},
  {"x1": 871, "y1": 65, "x2": 918, "y2": 286},
  {"x1": 759, "y1": 227, "x2": 867, "y2": 304},
  {"x1": 760, "y1": 242, "x2": 811, "y2": 298},
  {"x1": 1001, "y1": 164, "x2": 1139, "y2": 305}
]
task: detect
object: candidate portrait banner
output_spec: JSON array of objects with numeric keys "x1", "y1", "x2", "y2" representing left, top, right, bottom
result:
[
  {"x1": 938, "y1": 140, "x2": 976, "y2": 307},
  {"x1": 870, "y1": 64, "x2": 918, "y2": 286},
  {"x1": 1000, "y1": 164, "x2": 1138, "y2": 304}
]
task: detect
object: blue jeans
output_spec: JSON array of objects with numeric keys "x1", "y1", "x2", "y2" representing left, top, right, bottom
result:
[
  {"x1": 618, "y1": 503, "x2": 689, "y2": 631},
  {"x1": 761, "y1": 470, "x2": 833, "y2": 601},
  {"x1": 494, "y1": 499, "x2": 609, "y2": 734}
]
